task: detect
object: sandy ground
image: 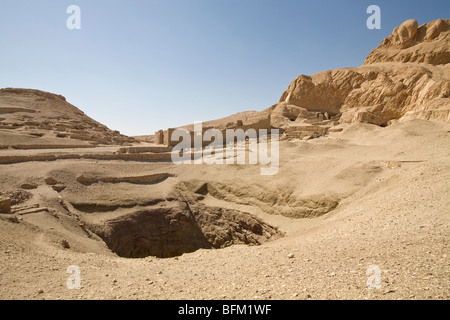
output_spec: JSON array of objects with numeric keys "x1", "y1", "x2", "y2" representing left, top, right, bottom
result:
[{"x1": 0, "y1": 119, "x2": 449, "y2": 300}]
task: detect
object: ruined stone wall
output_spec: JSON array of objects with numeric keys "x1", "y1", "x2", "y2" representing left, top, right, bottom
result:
[
  {"x1": 154, "y1": 130, "x2": 164, "y2": 145},
  {"x1": 157, "y1": 115, "x2": 272, "y2": 147},
  {"x1": 240, "y1": 115, "x2": 272, "y2": 132}
]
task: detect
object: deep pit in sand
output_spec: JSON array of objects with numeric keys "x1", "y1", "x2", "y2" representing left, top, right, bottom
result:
[{"x1": 90, "y1": 199, "x2": 283, "y2": 258}]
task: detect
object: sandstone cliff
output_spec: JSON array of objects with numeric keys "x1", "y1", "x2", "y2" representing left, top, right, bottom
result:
[
  {"x1": 364, "y1": 19, "x2": 450, "y2": 65},
  {"x1": 276, "y1": 19, "x2": 450, "y2": 126}
]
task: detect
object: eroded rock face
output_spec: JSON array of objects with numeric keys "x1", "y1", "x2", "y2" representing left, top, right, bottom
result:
[
  {"x1": 191, "y1": 202, "x2": 282, "y2": 249},
  {"x1": 339, "y1": 64, "x2": 450, "y2": 125},
  {"x1": 277, "y1": 19, "x2": 450, "y2": 127},
  {"x1": 279, "y1": 69, "x2": 366, "y2": 116},
  {"x1": 364, "y1": 19, "x2": 450, "y2": 65}
]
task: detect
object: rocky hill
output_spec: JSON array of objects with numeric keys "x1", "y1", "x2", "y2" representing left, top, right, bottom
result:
[
  {"x1": 274, "y1": 19, "x2": 450, "y2": 127},
  {"x1": 0, "y1": 88, "x2": 136, "y2": 148},
  {"x1": 364, "y1": 19, "x2": 450, "y2": 65}
]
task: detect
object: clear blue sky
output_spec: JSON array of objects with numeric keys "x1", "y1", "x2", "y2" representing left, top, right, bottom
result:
[{"x1": 1, "y1": 0, "x2": 449, "y2": 135}]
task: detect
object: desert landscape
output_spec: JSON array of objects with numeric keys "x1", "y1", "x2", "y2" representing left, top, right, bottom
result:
[{"x1": 0, "y1": 19, "x2": 449, "y2": 300}]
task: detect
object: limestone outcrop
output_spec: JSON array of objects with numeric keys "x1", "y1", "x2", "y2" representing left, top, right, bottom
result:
[
  {"x1": 364, "y1": 19, "x2": 450, "y2": 65},
  {"x1": 277, "y1": 19, "x2": 450, "y2": 127}
]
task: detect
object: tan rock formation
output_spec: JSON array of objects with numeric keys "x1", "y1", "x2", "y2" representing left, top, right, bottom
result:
[
  {"x1": 0, "y1": 88, "x2": 136, "y2": 147},
  {"x1": 277, "y1": 19, "x2": 450, "y2": 126},
  {"x1": 364, "y1": 19, "x2": 450, "y2": 65}
]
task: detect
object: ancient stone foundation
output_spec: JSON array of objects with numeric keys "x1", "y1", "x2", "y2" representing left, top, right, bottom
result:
[
  {"x1": 285, "y1": 124, "x2": 329, "y2": 140},
  {"x1": 156, "y1": 115, "x2": 272, "y2": 147}
]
